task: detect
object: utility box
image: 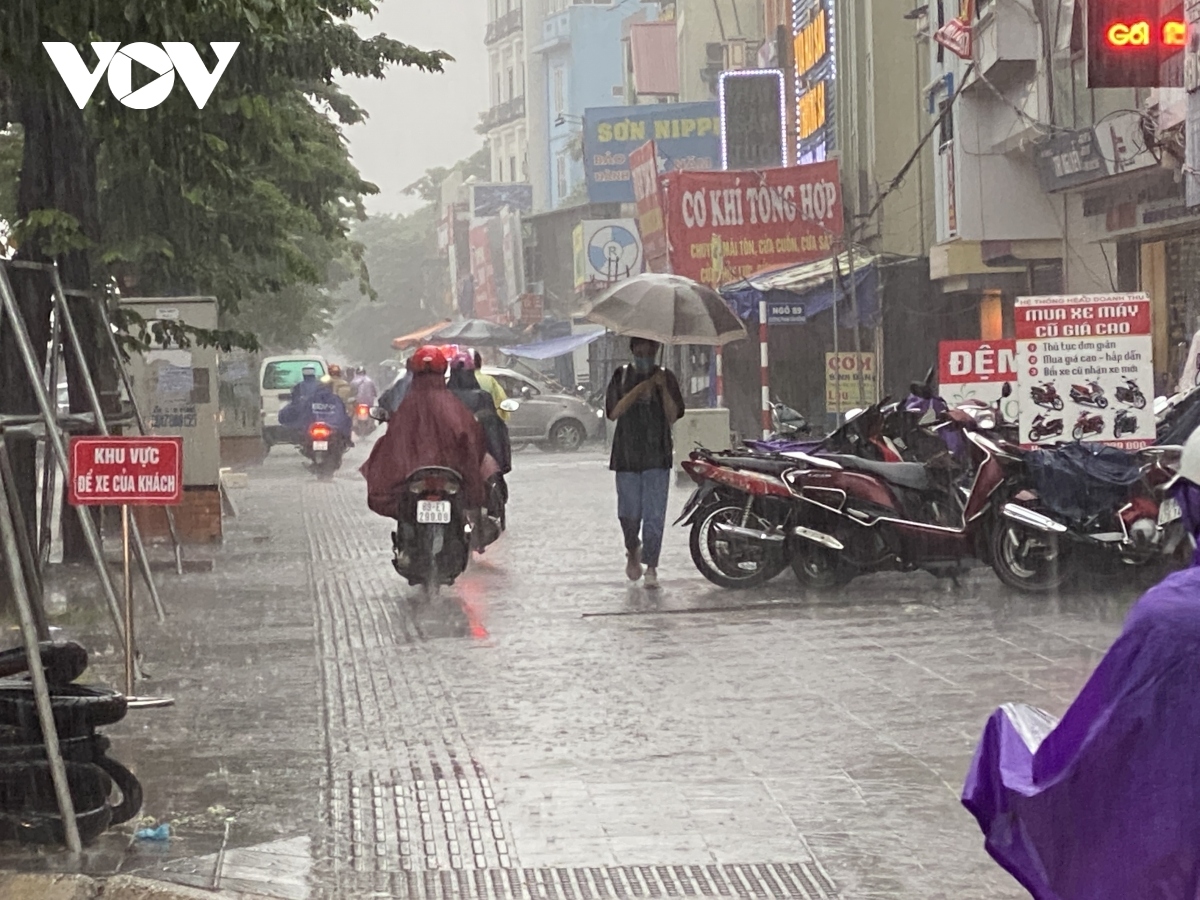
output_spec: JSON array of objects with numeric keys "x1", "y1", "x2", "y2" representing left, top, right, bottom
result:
[
  {"x1": 673, "y1": 407, "x2": 732, "y2": 474},
  {"x1": 217, "y1": 349, "x2": 265, "y2": 468},
  {"x1": 122, "y1": 296, "x2": 223, "y2": 544}
]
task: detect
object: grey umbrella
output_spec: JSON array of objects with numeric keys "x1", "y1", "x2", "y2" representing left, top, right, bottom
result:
[
  {"x1": 585, "y1": 274, "x2": 747, "y2": 346},
  {"x1": 431, "y1": 318, "x2": 523, "y2": 346}
]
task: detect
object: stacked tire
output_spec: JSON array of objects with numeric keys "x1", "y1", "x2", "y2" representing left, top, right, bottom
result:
[{"x1": 0, "y1": 642, "x2": 142, "y2": 845}]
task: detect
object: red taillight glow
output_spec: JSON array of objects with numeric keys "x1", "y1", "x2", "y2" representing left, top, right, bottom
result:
[
  {"x1": 309, "y1": 423, "x2": 333, "y2": 440},
  {"x1": 356, "y1": 404, "x2": 369, "y2": 417}
]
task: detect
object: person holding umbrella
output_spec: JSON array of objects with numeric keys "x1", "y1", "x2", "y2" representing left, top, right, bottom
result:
[{"x1": 605, "y1": 338, "x2": 685, "y2": 588}]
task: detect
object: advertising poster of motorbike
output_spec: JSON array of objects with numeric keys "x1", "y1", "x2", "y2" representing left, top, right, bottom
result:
[
  {"x1": 1015, "y1": 294, "x2": 1154, "y2": 450},
  {"x1": 938, "y1": 339, "x2": 1018, "y2": 421}
]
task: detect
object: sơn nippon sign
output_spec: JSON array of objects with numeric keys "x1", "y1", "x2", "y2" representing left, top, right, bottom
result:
[{"x1": 583, "y1": 102, "x2": 721, "y2": 204}]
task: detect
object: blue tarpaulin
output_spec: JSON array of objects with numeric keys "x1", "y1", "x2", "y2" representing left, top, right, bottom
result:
[
  {"x1": 721, "y1": 253, "x2": 880, "y2": 327},
  {"x1": 499, "y1": 330, "x2": 605, "y2": 360}
]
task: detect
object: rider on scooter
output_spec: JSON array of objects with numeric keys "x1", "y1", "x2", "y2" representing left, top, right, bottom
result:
[
  {"x1": 361, "y1": 345, "x2": 487, "y2": 520},
  {"x1": 964, "y1": 429, "x2": 1200, "y2": 900}
]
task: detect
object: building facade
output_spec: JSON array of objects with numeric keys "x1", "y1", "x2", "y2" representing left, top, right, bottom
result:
[{"x1": 483, "y1": 0, "x2": 530, "y2": 183}]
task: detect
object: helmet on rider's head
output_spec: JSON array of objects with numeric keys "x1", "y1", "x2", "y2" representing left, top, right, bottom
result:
[
  {"x1": 328, "y1": 364, "x2": 342, "y2": 378},
  {"x1": 1174, "y1": 427, "x2": 1200, "y2": 488},
  {"x1": 449, "y1": 347, "x2": 476, "y2": 371},
  {"x1": 407, "y1": 345, "x2": 448, "y2": 375}
]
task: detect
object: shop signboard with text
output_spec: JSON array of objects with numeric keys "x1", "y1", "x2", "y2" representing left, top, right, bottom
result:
[
  {"x1": 583, "y1": 103, "x2": 720, "y2": 204},
  {"x1": 825, "y1": 352, "x2": 876, "y2": 411},
  {"x1": 663, "y1": 161, "x2": 843, "y2": 287},
  {"x1": 1015, "y1": 294, "x2": 1154, "y2": 449},
  {"x1": 938, "y1": 339, "x2": 1019, "y2": 423},
  {"x1": 629, "y1": 140, "x2": 669, "y2": 273}
]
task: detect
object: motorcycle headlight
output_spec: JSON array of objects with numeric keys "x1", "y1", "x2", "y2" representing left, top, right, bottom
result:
[{"x1": 596, "y1": 408, "x2": 604, "y2": 418}]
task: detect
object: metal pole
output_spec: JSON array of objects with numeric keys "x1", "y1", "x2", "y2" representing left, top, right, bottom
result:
[
  {"x1": 846, "y1": 247, "x2": 864, "y2": 411},
  {"x1": 0, "y1": 458, "x2": 82, "y2": 853},
  {"x1": 89, "y1": 293, "x2": 184, "y2": 576},
  {"x1": 0, "y1": 438, "x2": 50, "y2": 641},
  {"x1": 759, "y1": 298, "x2": 770, "y2": 439},
  {"x1": 832, "y1": 257, "x2": 842, "y2": 425},
  {"x1": 38, "y1": 308, "x2": 63, "y2": 566},
  {"x1": 122, "y1": 505, "x2": 135, "y2": 697},
  {"x1": 54, "y1": 279, "x2": 166, "y2": 622},
  {"x1": 0, "y1": 264, "x2": 125, "y2": 636}
]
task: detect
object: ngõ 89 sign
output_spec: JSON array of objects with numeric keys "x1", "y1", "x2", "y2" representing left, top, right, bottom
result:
[{"x1": 1088, "y1": 0, "x2": 1185, "y2": 87}]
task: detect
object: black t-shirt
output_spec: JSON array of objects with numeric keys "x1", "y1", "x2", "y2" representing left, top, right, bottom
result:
[{"x1": 605, "y1": 365, "x2": 685, "y2": 472}]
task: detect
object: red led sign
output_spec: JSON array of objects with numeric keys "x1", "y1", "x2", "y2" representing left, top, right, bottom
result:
[
  {"x1": 1103, "y1": 18, "x2": 1184, "y2": 48},
  {"x1": 1088, "y1": 0, "x2": 1185, "y2": 86}
]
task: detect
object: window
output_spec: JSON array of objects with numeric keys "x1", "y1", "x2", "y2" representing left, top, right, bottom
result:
[
  {"x1": 556, "y1": 154, "x2": 568, "y2": 198},
  {"x1": 494, "y1": 73, "x2": 502, "y2": 106},
  {"x1": 938, "y1": 98, "x2": 954, "y2": 147},
  {"x1": 553, "y1": 67, "x2": 565, "y2": 115},
  {"x1": 507, "y1": 67, "x2": 515, "y2": 100},
  {"x1": 509, "y1": 156, "x2": 517, "y2": 181},
  {"x1": 262, "y1": 360, "x2": 326, "y2": 390}
]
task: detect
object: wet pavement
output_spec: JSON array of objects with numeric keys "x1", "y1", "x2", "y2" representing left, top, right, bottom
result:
[{"x1": 0, "y1": 437, "x2": 1162, "y2": 898}]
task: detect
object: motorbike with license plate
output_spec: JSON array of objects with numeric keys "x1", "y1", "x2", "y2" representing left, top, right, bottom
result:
[
  {"x1": 301, "y1": 420, "x2": 348, "y2": 479},
  {"x1": 390, "y1": 467, "x2": 471, "y2": 593},
  {"x1": 353, "y1": 402, "x2": 376, "y2": 438}
]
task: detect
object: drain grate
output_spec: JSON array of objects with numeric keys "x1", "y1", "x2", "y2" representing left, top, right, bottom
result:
[{"x1": 323, "y1": 863, "x2": 839, "y2": 900}]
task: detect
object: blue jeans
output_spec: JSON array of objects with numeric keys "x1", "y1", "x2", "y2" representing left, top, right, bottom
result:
[{"x1": 616, "y1": 469, "x2": 671, "y2": 568}]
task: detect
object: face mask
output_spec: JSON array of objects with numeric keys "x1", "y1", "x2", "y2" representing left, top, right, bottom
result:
[{"x1": 633, "y1": 356, "x2": 654, "y2": 373}]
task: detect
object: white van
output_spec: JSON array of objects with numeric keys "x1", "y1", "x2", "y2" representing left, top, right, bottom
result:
[{"x1": 259, "y1": 355, "x2": 328, "y2": 447}]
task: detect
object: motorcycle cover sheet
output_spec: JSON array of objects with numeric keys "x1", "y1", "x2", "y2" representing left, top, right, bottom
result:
[
  {"x1": 963, "y1": 566, "x2": 1200, "y2": 900},
  {"x1": 1025, "y1": 443, "x2": 1142, "y2": 524}
]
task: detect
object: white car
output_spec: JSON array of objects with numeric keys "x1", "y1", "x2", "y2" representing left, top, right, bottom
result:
[{"x1": 259, "y1": 355, "x2": 328, "y2": 446}]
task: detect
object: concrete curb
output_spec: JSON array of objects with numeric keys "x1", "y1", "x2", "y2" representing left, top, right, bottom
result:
[{"x1": 0, "y1": 871, "x2": 278, "y2": 900}]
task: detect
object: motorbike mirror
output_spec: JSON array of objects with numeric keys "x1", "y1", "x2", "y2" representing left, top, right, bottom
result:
[
  {"x1": 499, "y1": 398, "x2": 521, "y2": 412},
  {"x1": 918, "y1": 407, "x2": 937, "y2": 427},
  {"x1": 1001, "y1": 382, "x2": 1013, "y2": 398},
  {"x1": 369, "y1": 406, "x2": 390, "y2": 423},
  {"x1": 844, "y1": 407, "x2": 865, "y2": 421},
  {"x1": 924, "y1": 365, "x2": 936, "y2": 387}
]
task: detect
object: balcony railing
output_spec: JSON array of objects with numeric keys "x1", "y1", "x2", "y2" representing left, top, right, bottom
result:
[
  {"x1": 486, "y1": 8, "x2": 523, "y2": 44},
  {"x1": 480, "y1": 95, "x2": 526, "y2": 131}
]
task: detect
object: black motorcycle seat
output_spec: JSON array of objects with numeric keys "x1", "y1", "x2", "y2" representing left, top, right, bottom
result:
[
  {"x1": 709, "y1": 455, "x2": 794, "y2": 476},
  {"x1": 822, "y1": 455, "x2": 933, "y2": 491}
]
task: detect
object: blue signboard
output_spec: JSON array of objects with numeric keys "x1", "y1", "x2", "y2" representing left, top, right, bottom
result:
[{"x1": 582, "y1": 102, "x2": 721, "y2": 204}]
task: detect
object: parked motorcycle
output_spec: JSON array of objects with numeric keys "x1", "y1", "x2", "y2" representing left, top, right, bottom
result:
[
  {"x1": 1028, "y1": 414, "x2": 1064, "y2": 443},
  {"x1": 1115, "y1": 379, "x2": 1146, "y2": 409},
  {"x1": 1070, "y1": 381, "x2": 1108, "y2": 409},
  {"x1": 391, "y1": 467, "x2": 471, "y2": 593},
  {"x1": 1030, "y1": 382, "x2": 1064, "y2": 411},
  {"x1": 302, "y1": 421, "x2": 348, "y2": 479},
  {"x1": 353, "y1": 403, "x2": 376, "y2": 438},
  {"x1": 1072, "y1": 411, "x2": 1105, "y2": 441},
  {"x1": 769, "y1": 399, "x2": 811, "y2": 439},
  {"x1": 1113, "y1": 409, "x2": 1138, "y2": 439}
]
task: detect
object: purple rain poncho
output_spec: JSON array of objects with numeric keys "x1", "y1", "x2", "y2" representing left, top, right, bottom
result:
[{"x1": 963, "y1": 482, "x2": 1200, "y2": 900}]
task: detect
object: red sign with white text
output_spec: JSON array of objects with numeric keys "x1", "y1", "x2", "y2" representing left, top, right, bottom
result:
[
  {"x1": 629, "y1": 140, "x2": 669, "y2": 273},
  {"x1": 69, "y1": 437, "x2": 183, "y2": 506},
  {"x1": 663, "y1": 161, "x2": 843, "y2": 287},
  {"x1": 468, "y1": 223, "x2": 498, "y2": 320}
]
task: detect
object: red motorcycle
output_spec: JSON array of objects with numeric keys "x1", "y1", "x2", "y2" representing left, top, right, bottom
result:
[
  {"x1": 1071, "y1": 411, "x2": 1105, "y2": 441},
  {"x1": 1030, "y1": 382, "x2": 1064, "y2": 411},
  {"x1": 1069, "y1": 381, "x2": 1108, "y2": 409}
]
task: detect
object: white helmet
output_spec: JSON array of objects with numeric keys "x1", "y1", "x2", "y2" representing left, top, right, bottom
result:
[{"x1": 1177, "y1": 427, "x2": 1200, "y2": 487}]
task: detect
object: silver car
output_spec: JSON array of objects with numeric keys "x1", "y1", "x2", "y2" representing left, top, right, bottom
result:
[{"x1": 481, "y1": 367, "x2": 603, "y2": 452}]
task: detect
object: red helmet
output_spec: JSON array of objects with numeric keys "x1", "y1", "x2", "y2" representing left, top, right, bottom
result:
[{"x1": 407, "y1": 345, "x2": 448, "y2": 375}]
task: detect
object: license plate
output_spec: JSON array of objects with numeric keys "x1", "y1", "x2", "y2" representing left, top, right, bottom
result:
[
  {"x1": 1159, "y1": 497, "x2": 1182, "y2": 525},
  {"x1": 312, "y1": 440, "x2": 328, "y2": 451},
  {"x1": 417, "y1": 500, "x2": 452, "y2": 524}
]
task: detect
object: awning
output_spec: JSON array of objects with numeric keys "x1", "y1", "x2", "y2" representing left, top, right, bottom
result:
[
  {"x1": 499, "y1": 330, "x2": 605, "y2": 360},
  {"x1": 391, "y1": 319, "x2": 452, "y2": 350},
  {"x1": 630, "y1": 22, "x2": 680, "y2": 95},
  {"x1": 722, "y1": 252, "x2": 880, "y2": 327}
]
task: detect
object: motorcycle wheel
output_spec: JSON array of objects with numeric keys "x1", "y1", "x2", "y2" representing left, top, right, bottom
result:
[
  {"x1": 790, "y1": 541, "x2": 854, "y2": 591},
  {"x1": 1096, "y1": 396, "x2": 1108, "y2": 409},
  {"x1": 1071, "y1": 425, "x2": 1084, "y2": 440},
  {"x1": 990, "y1": 517, "x2": 1073, "y2": 593},
  {"x1": 688, "y1": 504, "x2": 787, "y2": 589},
  {"x1": 1052, "y1": 397, "x2": 1063, "y2": 411},
  {"x1": 1133, "y1": 393, "x2": 1146, "y2": 410}
]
